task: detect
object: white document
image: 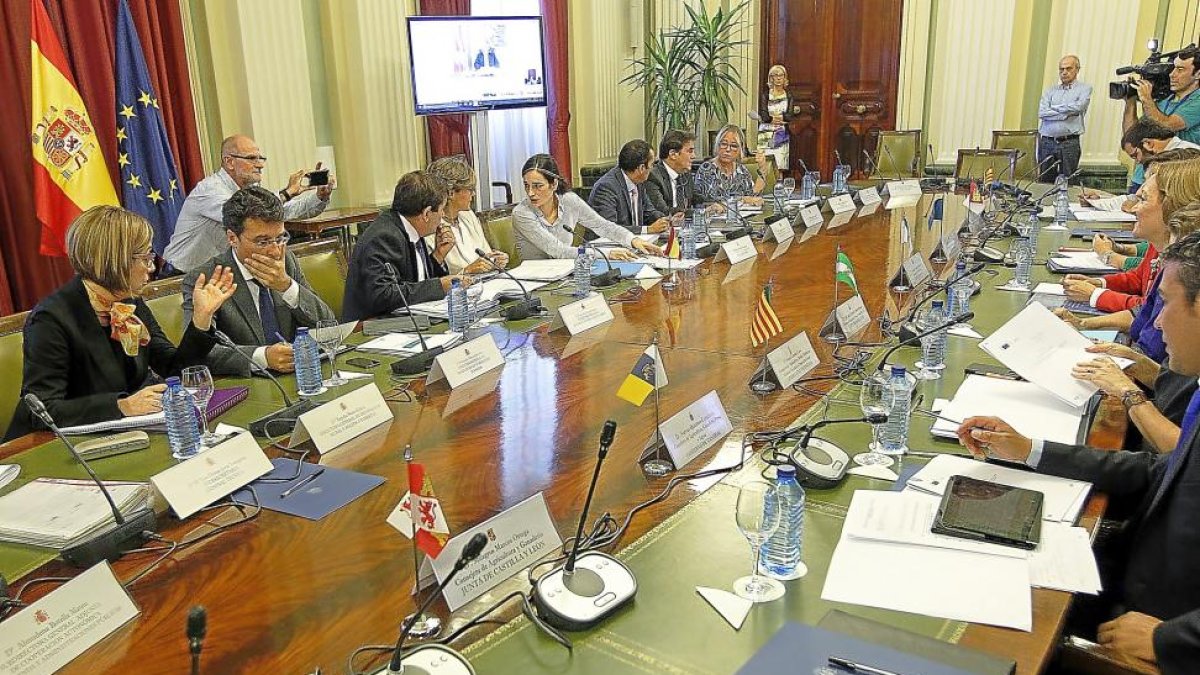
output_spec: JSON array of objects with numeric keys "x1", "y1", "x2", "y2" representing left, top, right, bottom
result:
[
  {"x1": 765, "y1": 331, "x2": 820, "y2": 389},
  {"x1": 557, "y1": 292, "x2": 614, "y2": 335},
  {"x1": 640, "y1": 256, "x2": 704, "y2": 271},
  {"x1": 1082, "y1": 195, "x2": 1129, "y2": 212},
  {"x1": 660, "y1": 390, "x2": 734, "y2": 470},
  {"x1": 843, "y1": 490, "x2": 1024, "y2": 559},
  {"x1": 1030, "y1": 522, "x2": 1102, "y2": 594},
  {"x1": 696, "y1": 586, "x2": 753, "y2": 630},
  {"x1": 507, "y1": 259, "x2": 576, "y2": 281},
  {"x1": 150, "y1": 431, "x2": 273, "y2": 518},
  {"x1": 980, "y1": 302, "x2": 1103, "y2": 407},
  {"x1": 929, "y1": 375, "x2": 1086, "y2": 446},
  {"x1": 1033, "y1": 282, "x2": 1066, "y2": 296},
  {"x1": 426, "y1": 333, "x2": 506, "y2": 389},
  {"x1": 0, "y1": 478, "x2": 150, "y2": 549},
  {"x1": 946, "y1": 325, "x2": 983, "y2": 339},
  {"x1": 1075, "y1": 209, "x2": 1136, "y2": 223},
  {"x1": 356, "y1": 331, "x2": 461, "y2": 355},
  {"x1": 799, "y1": 204, "x2": 824, "y2": 228},
  {"x1": 288, "y1": 383, "x2": 394, "y2": 454},
  {"x1": 0, "y1": 464, "x2": 19, "y2": 490},
  {"x1": 905, "y1": 454, "x2": 1092, "y2": 524},
  {"x1": 59, "y1": 411, "x2": 164, "y2": 436},
  {"x1": 826, "y1": 194, "x2": 857, "y2": 214}
]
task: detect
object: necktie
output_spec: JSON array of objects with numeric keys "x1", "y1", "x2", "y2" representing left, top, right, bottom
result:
[
  {"x1": 415, "y1": 238, "x2": 430, "y2": 281},
  {"x1": 1149, "y1": 387, "x2": 1200, "y2": 512},
  {"x1": 258, "y1": 283, "x2": 282, "y2": 342},
  {"x1": 675, "y1": 174, "x2": 685, "y2": 209},
  {"x1": 630, "y1": 187, "x2": 640, "y2": 227}
]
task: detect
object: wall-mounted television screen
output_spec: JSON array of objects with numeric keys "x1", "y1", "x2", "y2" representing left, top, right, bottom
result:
[{"x1": 406, "y1": 15, "x2": 547, "y2": 115}]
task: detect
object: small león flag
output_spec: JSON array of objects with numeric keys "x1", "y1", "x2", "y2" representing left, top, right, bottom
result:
[
  {"x1": 405, "y1": 463, "x2": 450, "y2": 559},
  {"x1": 750, "y1": 285, "x2": 783, "y2": 347},
  {"x1": 616, "y1": 344, "x2": 667, "y2": 406},
  {"x1": 835, "y1": 246, "x2": 858, "y2": 293}
]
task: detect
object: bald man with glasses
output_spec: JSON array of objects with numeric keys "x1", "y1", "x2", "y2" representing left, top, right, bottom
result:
[{"x1": 165, "y1": 134, "x2": 334, "y2": 273}]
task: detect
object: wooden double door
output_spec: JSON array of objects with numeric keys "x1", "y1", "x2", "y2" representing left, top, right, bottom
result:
[{"x1": 761, "y1": 0, "x2": 903, "y2": 178}]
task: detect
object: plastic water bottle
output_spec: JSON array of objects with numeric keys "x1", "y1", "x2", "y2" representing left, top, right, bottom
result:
[
  {"x1": 293, "y1": 327, "x2": 323, "y2": 396},
  {"x1": 1012, "y1": 235, "x2": 1033, "y2": 289},
  {"x1": 1054, "y1": 175, "x2": 1070, "y2": 227},
  {"x1": 919, "y1": 300, "x2": 948, "y2": 376},
  {"x1": 725, "y1": 196, "x2": 740, "y2": 225},
  {"x1": 800, "y1": 171, "x2": 817, "y2": 200},
  {"x1": 760, "y1": 464, "x2": 806, "y2": 580},
  {"x1": 163, "y1": 377, "x2": 201, "y2": 460},
  {"x1": 832, "y1": 165, "x2": 848, "y2": 194},
  {"x1": 948, "y1": 260, "x2": 972, "y2": 320},
  {"x1": 1025, "y1": 209, "x2": 1042, "y2": 254},
  {"x1": 573, "y1": 246, "x2": 592, "y2": 298},
  {"x1": 681, "y1": 218, "x2": 697, "y2": 260},
  {"x1": 879, "y1": 365, "x2": 913, "y2": 455},
  {"x1": 772, "y1": 183, "x2": 787, "y2": 212},
  {"x1": 447, "y1": 278, "x2": 469, "y2": 332}
]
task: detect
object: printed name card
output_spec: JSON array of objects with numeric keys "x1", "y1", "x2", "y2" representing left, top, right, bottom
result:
[
  {"x1": 942, "y1": 233, "x2": 961, "y2": 260},
  {"x1": 885, "y1": 180, "x2": 922, "y2": 198},
  {"x1": 836, "y1": 294, "x2": 872, "y2": 337},
  {"x1": 558, "y1": 292, "x2": 614, "y2": 335},
  {"x1": 826, "y1": 194, "x2": 857, "y2": 214},
  {"x1": 799, "y1": 204, "x2": 824, "y2": 229},
  {"x1": 765, "y1": 217, "x2": 795, "y2": 243},
  {"x1": 0, "y1": 563, "x2": 138, "y2": 675},
  {"x1": 430, "y1": 492, "x2": 563, "y2": 611},
  {"x1": 886, "y1": 193, "x2": 921, "y2": 210},
  {"x1": 289, "y1": 383, "x2": 394, "y2": 454},
  {"x1": 857, "y1": 186, "x2": 882, "y2": 205},
  {"x1": 766, "y1": 331, "x2": 821, "y2": 389},
  {"x1": 660, "y1": 390, "x2": 734, "y2": 470},
  {"x1": 715, "y1": 235, "x2": 759, "y2": 264},
  {"x1": 902, "y1": 253, "x2": 933, "y2": 287},
  {"x1": 151, "y1": 432, "x2": 273, "y2": 518},
  {"x1": 427, "y1": 333, "x2": 505, "y2": 389}
]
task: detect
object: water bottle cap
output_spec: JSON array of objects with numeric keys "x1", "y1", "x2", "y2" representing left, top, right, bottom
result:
[
  {"x1": 931, "y1": 300, "x2": 943, "y2": 309},
  {"x1": 451, "y1": 278, "x2": 461, "y2": 288},
  {"x1": 295, "y1": 327, "x2": 308, "y2": 335},
  {"x1": 577, "y1": 247, "x2": 586, "y2": 254},
  {"x1": 956, "y1": 261, "x2": 966, "y2": 269},
  {"x1": 891, "y1": 365, "x2": 907, "y2": 376},
  {"x1": 165, "y1": 376, "x2": 181, "y2": 387},
  {"x1": 776, "y1": 464, "x2": 797, "y2": 476}
]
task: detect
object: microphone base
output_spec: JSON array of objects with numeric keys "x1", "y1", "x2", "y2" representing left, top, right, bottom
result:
[
  {"x1": 374, "y1": 645, "x2": 475, "y2": 675},
  {"x1": 972, "y1": 246, "x2": 1005, "y2": 264},
  {"x1": 250, "y1": 399, "x2": 319, "y2": 438},
  {"x1": 61, "y1": 507, "x2": 157, "y2": 568},
  {"x1": 503, "y1": 297, "x2": 544, "y2": 322},
  {"x1": 533, "y1": 551, "x2": 637, "y2": 631},
  {"x1": 590, "y1": 271, "x2": 621, "y2": 288},
  {"x1": 897, "y1": 322, "x2": 920, "y2": 346},
  {"x1": 696, "y1": 243, "x2": 719, "y2": 259},
  {"x1": 391, "y1": 347, "x2": 446, "y2": 376}
]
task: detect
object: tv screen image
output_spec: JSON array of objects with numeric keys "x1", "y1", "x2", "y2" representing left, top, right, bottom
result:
[{"x1": 407, "y1": 15, "x2": 547, "y2": 115}]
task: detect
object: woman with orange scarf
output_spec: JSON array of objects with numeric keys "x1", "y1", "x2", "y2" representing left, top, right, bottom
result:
[{"x1": 5, "y1": 206, "x2": 236, "y2": 440}]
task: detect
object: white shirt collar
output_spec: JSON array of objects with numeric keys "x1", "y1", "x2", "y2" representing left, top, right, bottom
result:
[
  {"x1": 622, "y1": 171, "x2": 638, "y2": 193},
  {"x1": 231, "y1": 249, "x2": 258, "y2": 289},
  {"x1": 399, "y1": 214, "x2": 421, "y2": 243},
  {"x1": 664, "y1": 163, "x2": 680, "y2": 181}
]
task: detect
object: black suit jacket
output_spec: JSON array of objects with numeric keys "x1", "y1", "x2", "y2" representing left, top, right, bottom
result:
[
  {"x1": 587, "y1": 166, "x2": 664, "y2": 234},
  {"x1": 1042, "y1": 420, "x2": 1200, "y2": 672},
  {"x1": 5, "y1": 276, "x2": 216, "y2": 440},
  {"x1": 643, "y1": 162, "x2": 695, "y2": 216},
  {"x1": 182, "y1": 248, "x2": 335, "y2": 376},
  {"x1": 342, "y1": 209, "x2": 448, "y2": 322},
  {"x1": 758, "y1": 89, "x2": 796, "y2": 124}
]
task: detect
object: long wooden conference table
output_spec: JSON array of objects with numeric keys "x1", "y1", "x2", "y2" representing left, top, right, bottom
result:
[{"x1": 0, "y1": 190, "x2": 1131, "y2": 674}]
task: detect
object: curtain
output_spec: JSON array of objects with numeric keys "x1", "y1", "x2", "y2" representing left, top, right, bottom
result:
[
  {"x1": 0, "y1": 0, "x2": 205, "y2": 313},
  {"x1": 539, "y1": 0, "x2": 571, "y2": 181},
  {"x1": 420, "y1": 0, "x2": 473, "y2": 160}
]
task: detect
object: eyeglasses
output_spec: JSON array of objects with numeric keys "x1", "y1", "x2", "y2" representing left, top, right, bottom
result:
[
  {"x1": 132, "y1": 252, "x2": 156, "y2": 267},
  {"x1": 247, "y1": 233, "x2": 291, "y2": 247},
  {"x1": 718, "y1": 142, "x2": 742, "y2": 151},
  {"x1": 227, "y1": 153, "x2": 268, "y2": 163}
]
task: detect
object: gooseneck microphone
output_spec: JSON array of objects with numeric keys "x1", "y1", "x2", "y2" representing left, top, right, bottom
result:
[
  {"x1": 897, "y1": 263, "x2": 985, "y2": 342},
  {"x1": 880, "y1": 143, "x2": 905, "y2": 182},
  {"x1": 213, "y1": 329, "x2": 316, "y2": 437},
  {"x1": 23, "y1": 393, "x2": 157, "y2": 567},
  {"x1": 382, "y1": 262, "x2": 446, "y2": 376},
  {"x1": 877, "y1": 311, "x2": 974, "y2": 371},
  {"x1": 534, "y1": 421, "x2": 637, "y2": 631},
  {"x1": 862, "y1": 149, "x2": 879, "y2": 180},
  {"x1": 792, "y1": 413, "x2": 889, "y2": 449},
  {"x1": 188, "y1": 605, "x2": 206, "y2": 675},
  {"x1": 473, "y1": 248, "x2": 544, "y2": 321},
  {"x1": 385, "y1": 532, "x2": 488, "y2": 675}
]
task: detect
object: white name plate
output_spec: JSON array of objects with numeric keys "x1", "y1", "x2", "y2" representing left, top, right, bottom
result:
[
  {"x1": 885, "y1": 180, "x2": 922, "y2": 198},
  {"x1": 765, "y1": 217, "x2": 795, "y2": 243},
  {"x1": 432, "y1": 492, "x2": 563, "y2": 611},
  {"x1": 799, "y1": 204, "x2": 824, "y2": 228},
  {"x1": 427, "y1": 333, "x2": 505, "y2": 389},
  {"x1": 836, "y1": 294, "x2": 872, "y2": 337},
  {"x1": 558, "y1": 292, "x2": 614, "y2": 335},
  {"x1": 766, "y1": 331, "x2": 821, "y2": 389},
  {"x1": 902, "y1": 253, "x2": 933, "y2": 287},
  {"x1": 826, "y1": 194, "x2": 857, "y2": 214},
  {"x1": 942, "y1": 233, "x2": 961, "y2": 259},
  {"x1": 886, "y1": 193, "x2": 921, "y2": 210},
  {"x1": 857, "y1": 186, "x2": 881, "y2": 205},
  {"x1": 0, "y1": 563, "x2": 138, "y2": 675},
  {"x1": 660, "y1": 390, "x2": 734, "y2": 470},
  {"x1": 290, "y1": 383, "x2": 394, "y2": 454},
  {"x1": 715, "y1": 235, "x2": 758, "y2": 264},
  {"x1": 151, "y1": 432, "x2": 273, "y2": 518}
]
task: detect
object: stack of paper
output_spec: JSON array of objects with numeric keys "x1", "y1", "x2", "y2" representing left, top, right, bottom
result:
[
  {"x1": 930, "y1": 375, "x2": 1087, "y2": 445},
  {"x1": 506, "y1": 259, "x2": 575, "y2": 282},
  {"x1": 905, "y1": 455, "x2": 1092, "y2": 523},
  {"x1": 0, "y1": 478, "x2": 152, "y2": 549},
  {"x1": 59, "y1": 412, "x2": 164, "y2": 436},
  {"x1": 1049, "y1": 250, "x2": 1118, "y2": 271},
  {"x1": 0, "y1": 464, "x2": 18, "y2": 490},
  {"x1": 356, "y1": 332, "x2": 461, "y2": 355},
  {"x1": 1074, "y1": 209, "x2": 1136, "y2": 223},
  {"x1": 1080, "y1": 194, "x2": 1130, "y2": 212}
]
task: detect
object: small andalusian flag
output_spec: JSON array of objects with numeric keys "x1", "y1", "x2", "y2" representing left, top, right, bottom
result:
[
  {"x1": 983, "y1": 166, "x2": 995, "y2": 185},
  {"x1": 616, "y1": 344, "x2": 667, "y2": 406},
  {"x1": 835, "y1": 246, "x2": 858, "y2": 293},
  {"x1": 405, "y1": 463, "x2": 450, "y2": 559},
  {"x1": 664, "y1": 225, "x2": 681, "y2": 259},
  {"x1": 751, "y1": 285, "x2": 783, "y2": 347}
]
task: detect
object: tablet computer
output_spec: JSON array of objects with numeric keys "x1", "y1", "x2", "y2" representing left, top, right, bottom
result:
[{"x1": 932, "y1": 475, "x2": 1043, "y2": 550}]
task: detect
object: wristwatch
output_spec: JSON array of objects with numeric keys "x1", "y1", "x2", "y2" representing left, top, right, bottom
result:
[
  {"x1": 279, "y1": 189, "x2": 293, "y2": 203},
  {"x1": 1121, "y1": 389, "x2": 1150, "y2": 410}
]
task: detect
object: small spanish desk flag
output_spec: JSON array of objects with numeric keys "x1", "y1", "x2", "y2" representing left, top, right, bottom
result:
[
  {"x1": 616, "y1": 344, "x2": 668, "y2": 406},
  {"x1": 664, "y1": 225, "x2": 681, "y2": 259}
]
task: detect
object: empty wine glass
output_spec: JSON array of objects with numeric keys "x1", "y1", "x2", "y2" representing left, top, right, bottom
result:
[
  {"x1": 181, "y1": 365, "x2": 217, "y2": 447},
  {"x1": 732, "y1": 481, "x2": 785, "y2": 602},
  {"x1": 856, "y1": 370, "x2": 893, "y2": 466},
  {"x1": 782, "y1": 176, "x2": 796, "y2": 195},
  {"x1": 315, "y1": 319, "x2": 348, "y2": 388},
  {"x1": 465, "y1": 281, "x2": 485, "y2": 331}
]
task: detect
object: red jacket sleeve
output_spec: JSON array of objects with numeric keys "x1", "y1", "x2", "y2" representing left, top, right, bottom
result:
[{"x1": 1096, "y1": 247, "x2": 1157, "y2": 313}]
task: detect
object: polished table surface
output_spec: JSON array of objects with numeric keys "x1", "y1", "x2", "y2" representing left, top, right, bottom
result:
[{"x1": 0, "y1": 191, "x2": 1133, "y2": 674}]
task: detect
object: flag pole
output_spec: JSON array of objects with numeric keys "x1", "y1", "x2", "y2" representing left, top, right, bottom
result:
[
  {"x1": 642, "y1": 331, "x2": 673, "y2": 476},
  {"x1": 403, "y1": 443, "x2": 441, "y2": 639},
  {"x1": 752, "y1": 277, "x2": 779, "y2": 393},
  {"x1": 823, "y1": 247, "x2": 846, "y2": 344}
]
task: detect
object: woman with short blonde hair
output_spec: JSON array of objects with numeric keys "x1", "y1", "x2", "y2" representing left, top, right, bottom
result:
[
  {"x1": 694, "y1": 124, "x2": 766, "y2": 205},
  {"x1": 5, "y1": 206, "x2": 236, "y2": 440},
  {"x1": 426, "y1": 156, "x2": 508, "y2": 274}
]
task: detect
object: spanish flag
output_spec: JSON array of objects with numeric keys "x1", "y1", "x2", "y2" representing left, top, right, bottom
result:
[
  {"x1": 664, "y1": 225, "x2": 681, "y2": 259},
  {"x1": 616, "y1": 344, "x2": 667, "y2": 406},
  {"x1": 31, "y1": 0, "x2": 118, "y2": 256}
]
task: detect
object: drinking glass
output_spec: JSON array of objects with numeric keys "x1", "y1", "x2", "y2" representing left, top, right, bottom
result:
[
  {"x1": 732, "y1": 481, "x2": 785, "y2": 602},
  {"x1": 856, "y1": 370, "x2": 893, "y2": 465},
  {"x1": 315, "y1": 319, "x2": 348, "y2": 388},
  {"x1": 181, "y1": 365, "x2": 217, "y2": 447},
  {"x1": 782, "y1": 177, "x2": 796, "y2": 200},
  {"x1": 465, "y1": 281, "x2": 485, "y2": 330}
]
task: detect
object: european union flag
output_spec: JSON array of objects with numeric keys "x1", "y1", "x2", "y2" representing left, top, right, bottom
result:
[
  {"x1": 115, "y1": 0, "x2": 184, "y2": 256},
  {"x1": 927, "y1": 197, "x2": 944, "y2": 230}
]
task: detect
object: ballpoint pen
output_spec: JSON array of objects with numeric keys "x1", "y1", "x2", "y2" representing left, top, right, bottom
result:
[
  {"x1": 280, "y1": 468, "x2": 325, "y2": 499},
  {"x1": 828, "y1": 655, "x2": 902, "y2": 675}
]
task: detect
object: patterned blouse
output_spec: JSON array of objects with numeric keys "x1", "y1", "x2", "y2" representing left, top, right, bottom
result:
[{"x1": 694, "y1": 159, "x2": 757, "y2": 203}]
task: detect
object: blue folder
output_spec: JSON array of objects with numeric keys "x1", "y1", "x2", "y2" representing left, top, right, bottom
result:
[{"x1": 736, "y1": 622, "x2": 974, "y2": 675}]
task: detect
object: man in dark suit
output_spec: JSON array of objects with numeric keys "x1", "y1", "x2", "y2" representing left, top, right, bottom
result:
[
  {"x1": 183, "y1": 186, "x2": 334, "y2": 377},
  {"x1": 957, "y1": 231, "x2": 1200, "y2": 673},
  {"x1": 588, "y1": 139, "x2": 671, "y2": 235},
  {"x1": 644, "y1": 129, "x2": 698, "y2": 216},
  {"x1": 342, "y1": 171, "x2": 466, "y2": 322}
]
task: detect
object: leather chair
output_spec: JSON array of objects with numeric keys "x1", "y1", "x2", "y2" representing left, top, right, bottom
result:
[
  {"x1": 141, "y1": 276, "x2": 184, "y2": 345},
  {"x1": 955, "y1": 148, "x2": 1018, "y2": 184},
  {"x1": 992, "y1": 130, "x2": 1038, "y2": 180},
  {"x1": 873, "y1": 130, "x2": 924, "y2": 178},
  {"x1": 482, "y1": 210, "x2": 522, "y2": 268},
  {"x1": 292, "y1": 237, "x2": 347, "y2": 320},
  {"x1": 0, "y1": 311, "x2": 29, "y2": 440}
]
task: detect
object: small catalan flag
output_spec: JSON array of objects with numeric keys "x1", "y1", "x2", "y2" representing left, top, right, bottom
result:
[{"x1": 751, "y1": 284, "x2": 784, "y2": 347}]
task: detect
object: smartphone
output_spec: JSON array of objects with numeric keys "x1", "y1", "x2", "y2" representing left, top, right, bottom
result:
[
  {"x1": 302, "y1": 169, "x2": 330, "y2": 187},
  {"x1": 345, "y1": 357, "x2": 380, "y2": 369}
]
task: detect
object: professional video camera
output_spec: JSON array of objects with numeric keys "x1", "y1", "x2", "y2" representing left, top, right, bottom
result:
[{"x1": 1110, "y1": 38, "x2": 1189, "y2": 100}]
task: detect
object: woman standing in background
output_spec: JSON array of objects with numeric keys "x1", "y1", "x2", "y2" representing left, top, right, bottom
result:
[{"x1": 757, "y1": 64, "x2": 794, "y2": 178}]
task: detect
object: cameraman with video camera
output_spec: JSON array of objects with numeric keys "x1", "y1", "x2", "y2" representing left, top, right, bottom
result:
[{"x1": 1123, "y1": 45, "x2": 1200, "y2": 191}]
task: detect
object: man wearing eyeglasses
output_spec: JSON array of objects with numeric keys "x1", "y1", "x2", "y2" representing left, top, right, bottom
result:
[
  {"x1": 165, "y1": 134, "x2": 333, "y2": 273},
  {"x1": 182, "y1": 186, "x2": 334, "y2": 375}
]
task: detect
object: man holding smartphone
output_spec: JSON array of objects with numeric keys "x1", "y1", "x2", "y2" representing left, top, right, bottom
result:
[{"x1": 165, "y1": 134, "x2": 335, "y2": 273}]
